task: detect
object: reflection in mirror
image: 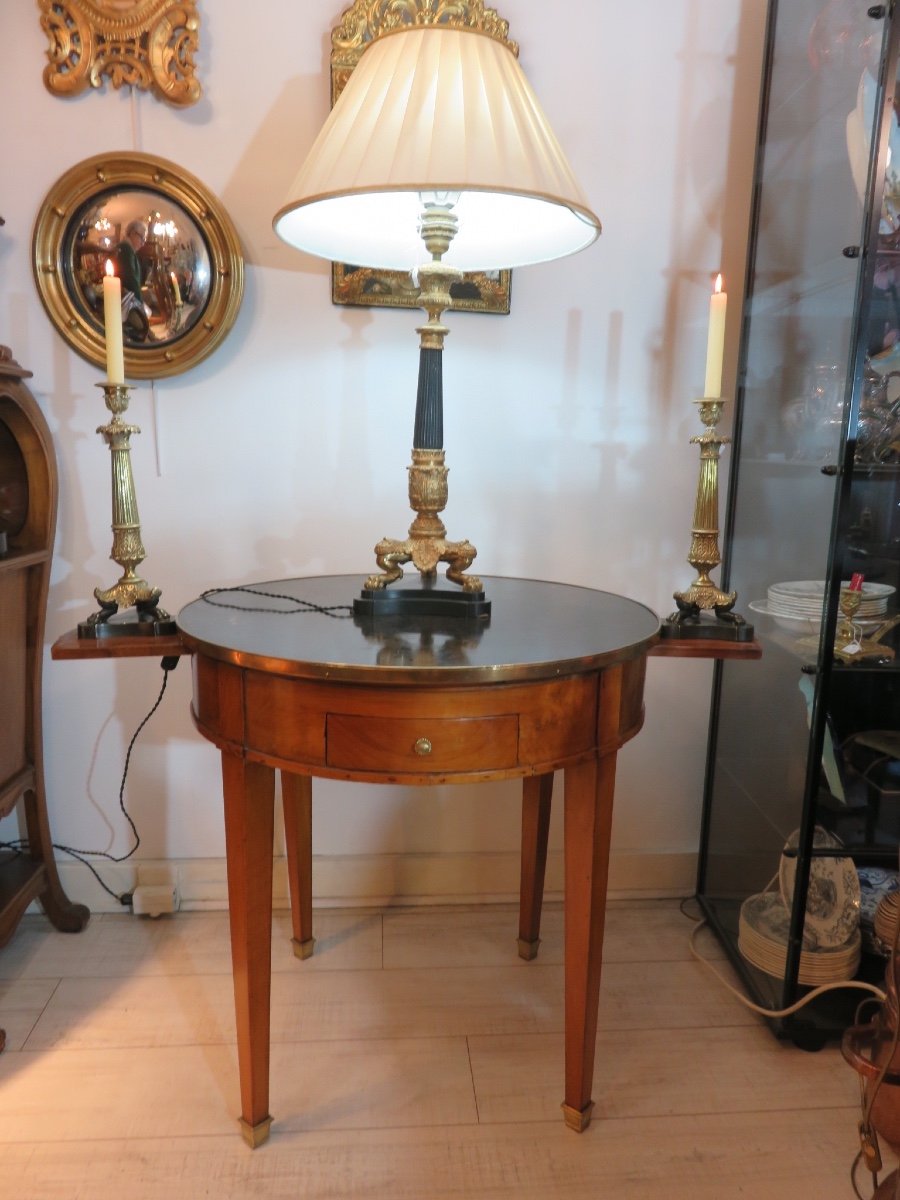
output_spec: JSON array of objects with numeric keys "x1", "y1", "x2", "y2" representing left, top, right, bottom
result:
[
  {"x1": 67, "y1": 188, "x2": 212, "y2": 349},
  {"x1": 34, "y1": 152, "x2": 244, "y2": 380}
]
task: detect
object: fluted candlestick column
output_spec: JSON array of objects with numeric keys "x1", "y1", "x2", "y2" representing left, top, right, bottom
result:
[
  {"x1": 664, "y1": 395, "x2": 750, "y2": 638},
  {"x1": 79, "y1": 382, "x2": 172, "y2": 635},
  {"x1": 672, "y1": 398, "x2": 736, "y2": 614}
]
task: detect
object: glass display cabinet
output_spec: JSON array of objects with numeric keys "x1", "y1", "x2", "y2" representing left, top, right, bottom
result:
[{"x1": 697, "y1": 0, "x2": 900, "y2": 1045}]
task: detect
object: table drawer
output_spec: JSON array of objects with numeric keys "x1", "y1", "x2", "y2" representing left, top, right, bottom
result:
[{"x1": 326, "y1": 713, "x2": 518, "y2": 773}]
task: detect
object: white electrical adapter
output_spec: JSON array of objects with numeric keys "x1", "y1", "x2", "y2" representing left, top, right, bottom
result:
[{"x1": 131, "y1": 883, "x2": 179, "y2": 918}]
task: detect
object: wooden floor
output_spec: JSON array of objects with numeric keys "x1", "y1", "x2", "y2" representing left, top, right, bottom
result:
[{"x1": 0, "y1": 899, "x2": 879, "y2": 1198}]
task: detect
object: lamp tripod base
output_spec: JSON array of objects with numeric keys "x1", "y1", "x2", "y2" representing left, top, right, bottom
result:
[{"x1": 354, "y1": 574, "x2": 490, "y2": 619}]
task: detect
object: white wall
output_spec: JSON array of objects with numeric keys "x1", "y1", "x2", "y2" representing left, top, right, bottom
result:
[{"x1": 0, "y1": 0, "x2": 768, "y2": 909}]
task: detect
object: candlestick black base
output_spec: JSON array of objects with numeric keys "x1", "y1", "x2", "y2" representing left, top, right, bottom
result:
[
  {"x1": 660, "y1": 611, "x2": 754, "y2": 642},
  {"x1": 78, "y1": 599, "x2": 177, "y2": 639}
]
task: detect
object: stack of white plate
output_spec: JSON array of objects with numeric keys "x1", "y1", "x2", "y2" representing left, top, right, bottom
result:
[
  {"x1": 771, "y1": 579, "x2": 892, "y2": 616},
  {"x1": 738, "y1": 827, "x2": 862, "y2": 985},
  {"x1": 739, "y1": 892, "x2": 861, "y2": 985},
  {"x1": 750, "y1": 580, "x2": 894, "y2": 630}
]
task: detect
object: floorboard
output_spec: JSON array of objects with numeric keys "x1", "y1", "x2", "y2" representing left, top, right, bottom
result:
[{"x1": 0, "y1": 900, "x2": 884, "y2": 1198}]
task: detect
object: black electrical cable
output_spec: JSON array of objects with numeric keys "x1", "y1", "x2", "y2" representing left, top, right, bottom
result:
[
  {"x1": 199, "y1": 584, "x2": 352, "y2": 618},
  {"x1": 0, "y1": 658, "x2": 175, "y2": 905}
]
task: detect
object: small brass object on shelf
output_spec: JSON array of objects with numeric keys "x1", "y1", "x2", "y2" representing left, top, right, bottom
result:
[
  {"x1": 796, "y1": 595, "x2": 900, "y2": 664},
  {"x1": 833, "y1": 589, "x2": 899, "y2": 663}
]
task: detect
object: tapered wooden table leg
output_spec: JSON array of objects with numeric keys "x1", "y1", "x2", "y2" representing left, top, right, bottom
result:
[
  {"x1": 561, "y1": 749, "x2": 617, "y2": 1132},
  {"x1": 282, "y1": 771, "x2": 314, "y2": 959},
  {"x1": 518, "y1": 772, "x2": 553, "y2": 959},
  {"x1": 222, "y1": 751, "x2": 276, "y2": 1148}
]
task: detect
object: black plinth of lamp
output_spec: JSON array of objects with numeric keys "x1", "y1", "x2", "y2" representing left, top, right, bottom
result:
[
  {"x1": 78, "y1": 600, "x2": 177, "y2": 640},
  {"x1": 353, "y1": 574, "x2": 490, "y2": 619}
]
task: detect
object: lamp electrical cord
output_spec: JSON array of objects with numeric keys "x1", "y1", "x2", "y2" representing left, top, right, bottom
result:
[
  {"x1": 1, "y1": 583, "x2": 349, "y2": 903},
  {"x1": 199, "y1": 584, "x2": 353, "y2": 618},
  {"x1": 686, "y1": 913, "x2": 886, "y2": 1016},
  {"x1": 681, "y1": 899, "x2": 898, "y2": 1199},
  {"x1": 0, "y1": 657, "x2": 175, "y2": 905}
]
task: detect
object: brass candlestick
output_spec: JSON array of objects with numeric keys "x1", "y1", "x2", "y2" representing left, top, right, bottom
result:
[
  {"x1": 79, "y1": 382, "x2": 174, "y2": 638},
  {"x1": 663, "y1": 394, "x2": 751, "y2": 640}
]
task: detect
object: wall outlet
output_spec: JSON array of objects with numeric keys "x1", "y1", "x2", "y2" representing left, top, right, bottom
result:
[{"x1": 131, "y1": 883, "x2": 179, "y2": 918}]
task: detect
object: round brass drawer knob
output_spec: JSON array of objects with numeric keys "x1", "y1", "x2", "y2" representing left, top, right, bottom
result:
[{"x1": 414, "y1": 737, "x2": 433, "y2": 756}]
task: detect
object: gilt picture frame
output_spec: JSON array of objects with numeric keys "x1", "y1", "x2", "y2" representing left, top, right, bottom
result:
[{"x1": 329, "y1": 0, "x2": 513, "y2": 315}]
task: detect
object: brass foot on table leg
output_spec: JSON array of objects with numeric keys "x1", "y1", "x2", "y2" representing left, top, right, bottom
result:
[
  {"x1": 561, "y1": 1100, "x2": 594, "y2": 1132},
  {"x1": 517, "y1": 936, "x2": 540, "y2": 961},
  {"x1": 291, "y1": 936, "x2": 315, "y2": 960},
  {"x1": 239, "y1": 1114, "x2": 273, "y2": 1148}
]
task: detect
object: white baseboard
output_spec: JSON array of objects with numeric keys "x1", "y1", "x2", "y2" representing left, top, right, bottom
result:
[{"x1": 48, "y1": 850, "x2": 698, "y2": 915}]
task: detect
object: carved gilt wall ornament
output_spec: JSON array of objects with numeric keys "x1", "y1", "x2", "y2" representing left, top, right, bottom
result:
[
  {"x1": 330, "y1": 0, "x2": 514, "y2": 315},
  {"x1": 39, "y1": 0, "x2": 201, "y2": 107},
  {"x1": 331, "y1": 0, "x2": 517, "y2": 96}
]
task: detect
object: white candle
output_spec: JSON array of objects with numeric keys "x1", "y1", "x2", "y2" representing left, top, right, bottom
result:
[
  {"x1": 703, "y1": 273, "x2": 727, "y2": 399},
  {"x1": 170, "y1": 271, "x2": 182, "y2": 305},
  {"x1": 102, "y1": 260, "x2": 124, "y2": 384}
]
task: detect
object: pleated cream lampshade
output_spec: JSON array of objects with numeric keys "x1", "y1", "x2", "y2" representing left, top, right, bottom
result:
[{"x1": 273, "y1": 24, "x2": 600, "y2": 271}]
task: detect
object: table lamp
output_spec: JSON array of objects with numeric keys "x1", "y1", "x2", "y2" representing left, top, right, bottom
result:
[{"x1": 274, "y1": 13, "x2": 600, "y2": 617}]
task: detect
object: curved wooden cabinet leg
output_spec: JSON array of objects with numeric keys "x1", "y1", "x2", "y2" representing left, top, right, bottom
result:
[
  {"x1": 0, "y1": 353, "x2": 91, "y2": 947},
  {"x1": 282, "y1": 771, "x2": 314, "y2": 959},
  {"x1": 23, "y1": 785, "x2": 90, "y2": 932},
  {"x1": 518, "y1": 772, "x2": 553, "y2": 959},
  {"x1": 37, "y1": 877, "x2": 91, "y2": 933},
  {"x1": 222, "y1": 751, "x2": 276, "y2": 1147}
]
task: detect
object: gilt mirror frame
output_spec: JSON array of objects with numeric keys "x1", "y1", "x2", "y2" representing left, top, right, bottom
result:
[
  {"x1": 330, "y1": 0, "x2": 514, "y2": 315},
  {"x1": 33, "y1": 152, "x2": 244, "y2": 380}
]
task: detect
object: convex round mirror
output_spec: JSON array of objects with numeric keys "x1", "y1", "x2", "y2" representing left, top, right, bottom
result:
[{"x1": 33, "y1": 152, "x2": 243, "y2": 379}]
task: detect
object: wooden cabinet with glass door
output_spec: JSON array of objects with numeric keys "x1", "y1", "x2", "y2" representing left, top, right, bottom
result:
[
  {"x1": 697, "y1": 0, "x2": 900, "y2": 1046},
  {"x1": 0, "y1": 348, "x2": 89, "y2": 965}
]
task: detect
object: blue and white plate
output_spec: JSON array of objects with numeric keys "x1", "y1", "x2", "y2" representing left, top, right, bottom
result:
[{"x1": 779, "y1": 827, "x2": 861, "y2": 950}]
